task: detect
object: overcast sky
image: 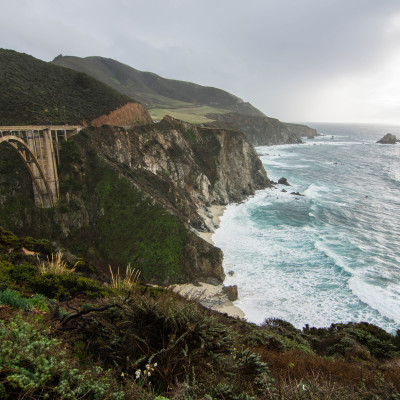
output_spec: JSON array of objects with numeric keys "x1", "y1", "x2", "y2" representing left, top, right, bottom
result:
[{"x1": 2, "y1": 0, "x2": 400, "y2": 123}]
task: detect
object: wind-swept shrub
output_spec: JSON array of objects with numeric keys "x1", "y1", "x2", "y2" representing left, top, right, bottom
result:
[
  {"x1": 0, "y1": 316, "x2": 125, "y2": 399},
  {"x1": 28, "y1": 272, "x2": 108, "y2": 299}
]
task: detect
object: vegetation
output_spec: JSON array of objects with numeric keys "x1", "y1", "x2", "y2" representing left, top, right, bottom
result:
[
  {"x1": 149, "y1": 105, "x2": 231, "y2": 124},
  {"x1": 1, "y1": 226, "x2": 400, "y2": 399},
  {"x1": 0, "y1": 49, "x2": 134, "y2": 125},
  {"x1": 52, "y1": 54, "x2": 265, "y2": 123},
  {"x1": 0, "y1": 130, "x2": 189, "y2": 284}
]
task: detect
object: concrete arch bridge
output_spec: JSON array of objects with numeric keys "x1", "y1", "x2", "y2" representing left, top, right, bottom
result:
[{"x1": 0, "y1": 125, "x2": 82, "y2": 208}]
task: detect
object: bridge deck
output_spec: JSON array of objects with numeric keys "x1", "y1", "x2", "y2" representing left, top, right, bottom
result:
[{"x1": 0, "y1": 125, "x2": 82, "y2": 131}]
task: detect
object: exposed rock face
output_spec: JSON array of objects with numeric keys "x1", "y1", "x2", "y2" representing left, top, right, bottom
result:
[
  {"x1": 205, "y1": 112, "x2": 304, "y2": 146},
  {"x1": 0, "y1": 116, "x2": 269, "y2": 285},
  {"x1": 284, "y1": 123, "x2": 319, "y2": 139},
  {"x1": 377, "y1": 133, "x2": 398, "y2": 144},
  {"x1": 91, "y1": 102, "x2": 153, "y2": 126},
  {"x1": 94, "y1": 115, "x2": 270, "y2": 230}
]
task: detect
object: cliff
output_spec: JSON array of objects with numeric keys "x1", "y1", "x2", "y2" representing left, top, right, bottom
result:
[
  {"x1": 205, "y1": 112, "x2": 304, "y2": 146},
  {"x1": 284, "y1": 122, "x2": 319, "y2": 139},
  {"x1": 0, "y1": 116, "x2": 269, "y2": 284}
]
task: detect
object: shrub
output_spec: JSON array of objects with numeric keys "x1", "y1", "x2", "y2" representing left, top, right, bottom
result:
[
  {"x1": 9, "y1": 263, "x2": 39, "y2": 284},
  {"x1": 0, "y1": 289, "x2": 31, "y2": 310},
  {"x1": 28, "y1": 272, "x2": 108, "y2": 299},
  {"x1": 0, "y1": 317, "x2": 124, "y2": 399},
  {"x1": 61, "y1": 293, "x2": 276, "y2": 398}
]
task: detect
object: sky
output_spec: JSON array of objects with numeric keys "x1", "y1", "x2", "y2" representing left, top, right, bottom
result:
[{"x1": 2, "y1": 0, "x2": 400, "y2": 124}]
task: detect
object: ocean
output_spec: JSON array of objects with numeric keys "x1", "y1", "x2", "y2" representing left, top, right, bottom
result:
[{"x1": 213, "y1": 123, "x2": 400, "y2": 333}]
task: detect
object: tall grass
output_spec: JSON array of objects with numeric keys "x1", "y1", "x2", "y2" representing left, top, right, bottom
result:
[
  {"x1": 38, "y1": 251, "x2": 77, "y2": 274},
  {"x1": 108, "y1": 264, "x2": 141, "y2": 292}
]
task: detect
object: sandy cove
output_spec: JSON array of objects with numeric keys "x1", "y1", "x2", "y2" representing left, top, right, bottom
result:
[{"x1": 173, "y1": 204, "x2": 246, "y2": 319}]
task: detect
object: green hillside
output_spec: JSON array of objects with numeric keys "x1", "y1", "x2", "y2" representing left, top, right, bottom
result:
[
  {"x1": 52, "y1": 55, "x2": 265, "y2": 122},
  {"x1": 0, "y1": 49, "x2": 135, "y2": 125}
]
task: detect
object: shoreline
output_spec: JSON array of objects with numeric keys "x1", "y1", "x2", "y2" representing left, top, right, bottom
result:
[
  {"x1": 197, "y1": 204, "x2": 226, "y2": 245},
  {"x1": 192, "y1": 204, "x2": 246, "y2": 319}
]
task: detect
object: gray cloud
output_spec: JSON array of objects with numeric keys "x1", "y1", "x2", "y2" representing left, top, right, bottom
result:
[{"x1": 2, "y1": 0, "x2": 400, "y2": 123}]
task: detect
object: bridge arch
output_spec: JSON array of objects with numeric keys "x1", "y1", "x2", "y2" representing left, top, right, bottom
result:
[{"x1": 0, "y1": 135, "x2": 55, "y2": 208}]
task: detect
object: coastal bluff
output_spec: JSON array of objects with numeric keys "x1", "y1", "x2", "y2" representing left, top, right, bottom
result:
[{"x1": 0, "y1": 116, "x2": 270, "y2": 285}]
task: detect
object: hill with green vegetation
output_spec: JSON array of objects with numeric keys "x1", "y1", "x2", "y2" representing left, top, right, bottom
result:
[
  {"x1": 0, "y1": 49, "x2": 145, "y2": 125},
  {"x1": 52, "y1": 55, "x2": 264, "y2": 121},
  {"x1": 1, "y1": 225, "x2": 400, "y2": 399},
  {"x1": 52, "y1": 54, "x2": 319, "y2": 144}
]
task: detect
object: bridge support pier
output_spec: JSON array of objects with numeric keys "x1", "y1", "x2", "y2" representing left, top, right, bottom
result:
[{"x1": 0, "y1": 125, "x2": 81, "y2": 208}]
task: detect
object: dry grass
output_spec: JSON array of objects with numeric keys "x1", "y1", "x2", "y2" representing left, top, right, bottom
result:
[
  {"x1": 38, "y1": 251, "x2": 77, "y2": 274},
  {"x1": 256, "y1": 349, "x2": 400, "y2": 399},
  {"x1": 108, "y1": 264, "x2": 141, "y2": 291}
]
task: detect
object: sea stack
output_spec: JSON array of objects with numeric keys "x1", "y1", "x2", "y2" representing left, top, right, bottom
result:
[{"x1": 377, "y1": 133, "x2": 398, "y2": 144}]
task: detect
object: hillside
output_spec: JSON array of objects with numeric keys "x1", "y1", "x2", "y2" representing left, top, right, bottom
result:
[
  {"x1": 52, "y1": 54, "x2": 319, "y2": 145},
  {"x1": 1, "y1": 226, "x2": 400, "y2": 399},
  {"x1": 0, "y1": 49, "x2": 151, "y2": 125},
  {"x1": 52, "y1": 55, "x2": 264, "y2": 118}
]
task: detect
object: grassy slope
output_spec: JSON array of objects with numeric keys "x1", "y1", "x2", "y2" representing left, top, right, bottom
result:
[
  {"x1": 0, "y1": 49, "x2": 134, "y2": 125},
  {"x1": 1, "y1": 226, "x2": 400, "y2": 399},
  {"x1": 52, "y1": 55, "x2": 265, "y2": 123},
  {"x1": 0, "y1": 134, "x2": 188, "y2": 284}
]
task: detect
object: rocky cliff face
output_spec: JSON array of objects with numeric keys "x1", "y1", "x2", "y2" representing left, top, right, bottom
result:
[
  {"x1": 91, "y1": 102, "x2": 153, "y2": 127},
  {"x1": 93, "y1": 115, "x2": 269, "y2": 230},
  {"x1": 205, "y1": 112, "x2": 304, "y2": 146},
  {"x1": 284, "y1": 123, "x2": 319, "y2": 139},
  {"x1": 0, "y1": 116, "x2": 269, "y2": 285}
]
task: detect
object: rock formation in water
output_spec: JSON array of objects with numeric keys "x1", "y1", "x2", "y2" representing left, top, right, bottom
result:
[{"x1": 377, "y1": 133, "x2": 398, "y2": 144}]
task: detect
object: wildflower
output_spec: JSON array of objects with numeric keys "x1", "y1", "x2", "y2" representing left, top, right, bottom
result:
[{"x1": 135, "y1": 370, "x2": 141, "y2": 379}]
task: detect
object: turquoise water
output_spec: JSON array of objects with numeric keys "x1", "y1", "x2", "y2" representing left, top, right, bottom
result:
[{"x1": 213, "y1": 123, "x2": 400, "y2": 333}]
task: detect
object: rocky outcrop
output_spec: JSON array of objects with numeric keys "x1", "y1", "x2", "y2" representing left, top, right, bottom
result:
[
  {"x1": 0, "y1": 116, "x2": 269, "y2": 285},
  {"x1": 205, "y1": 112, "x2": 306, "y2": 146},
  {"x1": 93, "y1": 115, "x2": 270, "y2": 230},
  {"x1": 284, "y1": 123, "x2": 319, "y2": 139},
  {"x1": 377, "y1": 133, "x2": 398, "y2": 144},
  {"x1": 91, "y1": 102, "x2": 153, "y2": 126}
]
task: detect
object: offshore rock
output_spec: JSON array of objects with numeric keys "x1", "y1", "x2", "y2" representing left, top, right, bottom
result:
[{"x1": 377, "y1": 133, "x2": 398, "y2": 144}]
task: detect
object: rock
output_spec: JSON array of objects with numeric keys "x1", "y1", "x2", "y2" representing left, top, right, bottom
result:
[
  {"x1": 222, "y1": 285, "x2": 239, "y2": 301},
  {"x1": 227, "y1": 270, "x2": 235, "y2": 276},
  {"x1": 206, "y1": 277, "x2": 223, "y2": 286},
  {"x1": 377, "y1": 133, "x2": 398, "y2": 144},
  {"x1": 281, "y1": 189, "x2": 287, "y2": 192},
  {"x1": 278, "y1": 177, "x2": 290, "y2": 186},
  {"x1": 290, "y1": 191, "x2": 304, "y2": 196}
]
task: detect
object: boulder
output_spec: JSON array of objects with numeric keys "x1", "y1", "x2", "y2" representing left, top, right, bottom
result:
[
  {"x1": 222, "y1": 285, "x2": 239, "y2": 301},
  {"x1": 278, "y1": 177, "x2": 290, "y2": 186},
  {"x1": 377, "y1": 133, "x2": 398, "y2": 144}
]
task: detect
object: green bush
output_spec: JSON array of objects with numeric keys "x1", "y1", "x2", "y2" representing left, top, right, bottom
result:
[
  {"x1": 9, "y1": 263, "x2": 39, "y2": 284},
  {"x1": 0, "y1": 317, "x2": 124, "y2": 399},
  {"x1": 0, "y1": 289, "x2": 31, "y2": 310},
  {"x1": 28, "y1": 272, "x2": 108, "y2": 299}
]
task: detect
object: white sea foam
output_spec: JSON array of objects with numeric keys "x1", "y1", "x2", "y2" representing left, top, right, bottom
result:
[{"x1": 216, "y1": 124, "x2": 400, "y2": 333}]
